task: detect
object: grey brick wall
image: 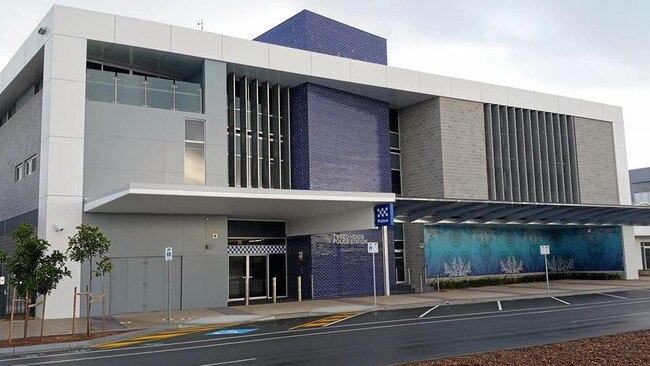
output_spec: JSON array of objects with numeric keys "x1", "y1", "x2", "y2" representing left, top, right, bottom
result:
[
  {"x1": 439, "y1": 97, "x2": 489, "y2": 200},
  {"x1": 399, "y1": 98, "x2": 443, "y2": 198},
  {"x1": 574, "y1": 117, "x2": 619, "y2": 205},
  {"x1": 399, "y1": 97, "x2": 488, "y2": 200},
  {"x1": 0, "y1": 91, "x2": 42, "y2": 253}
]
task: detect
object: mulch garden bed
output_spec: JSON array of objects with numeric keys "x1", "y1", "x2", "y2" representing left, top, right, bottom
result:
[
  {"x1": 0, "y1": 331, "x2": 126, "y2": 348},
  {"x1": 403, "y1": 330, "x2": 650, "y2": 366}
]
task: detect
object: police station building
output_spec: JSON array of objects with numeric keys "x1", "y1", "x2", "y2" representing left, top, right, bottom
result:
[{"x1": 1, "y1": 5, "x2": 650, "y2": 318}]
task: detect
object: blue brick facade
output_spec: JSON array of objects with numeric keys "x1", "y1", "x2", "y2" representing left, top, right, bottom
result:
[
  {"x1": 290, "y1": 83, "x2": 391, "y2": 192},
  {"x1": 264, "y1": 10, "x2": 394, "y2": 300},
  {"x1": 255, "y1": 10, "x2": 387, "y2": 65},
  {"x1": 288, "y1": 229, "x2": 395, "y2": 299}
]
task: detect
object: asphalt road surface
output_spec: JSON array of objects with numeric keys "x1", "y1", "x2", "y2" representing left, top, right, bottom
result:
[{"x1": 4, "y1": 289, "x2": 650, "y2": 366}]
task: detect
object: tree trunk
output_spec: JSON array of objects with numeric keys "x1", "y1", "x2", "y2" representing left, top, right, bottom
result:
[
  {"x1": 23, "y1": 291, "x2": 29, "y2": 340},
  {"x1": 87, "y1": 258, "x2": 93, "y2": 336}
]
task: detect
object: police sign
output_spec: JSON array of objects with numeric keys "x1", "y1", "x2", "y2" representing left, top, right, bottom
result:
[
  {"x1": 165, "y1": 247, "x2": 173, "y2": 261},
  {"x1": 374, "y1": 203, "x2": 394, "y2": 227}
]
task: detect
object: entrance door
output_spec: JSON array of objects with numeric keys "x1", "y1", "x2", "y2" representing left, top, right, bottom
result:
[
  {"x1": 249, "y1": 255, "x2": 268, "y2": 298},
  {"x1": 229, "y1": 256, "x2": 246, "y2": 300},
  {"x1": 228, "y1": 255, "x2": 268, "y2": 301}
]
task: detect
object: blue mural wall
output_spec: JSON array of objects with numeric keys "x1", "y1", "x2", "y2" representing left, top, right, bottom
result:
[
  {"x1": 255, "y1": 10, "x2": 387, "y2": 65},
  {"x1": 424, "y1": 226, "x2": 623, "y2": 278}
]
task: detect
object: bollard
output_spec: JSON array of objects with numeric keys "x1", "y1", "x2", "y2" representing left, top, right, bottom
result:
[
  {"x1": 408, "y1": 268, "x2": 412, "y2": 285},
  {"x1": 272, "y1": 277, "x2": 277, "y2": 303},
  {"x1": 245, "y1": 276, "x2": 250, "y2": 306},
  {"x1": 420, "y1": 275, "x2": 424, "y2": 293},
  {"x1": 297, "y1": 276, "x2": 302, "y2": 302},
  {"x1": 437, "y1": 275, "x2": 440, "y2": 292},
  {"x1": 311, "y1": 275, "x2": 314, "y2": 299}
]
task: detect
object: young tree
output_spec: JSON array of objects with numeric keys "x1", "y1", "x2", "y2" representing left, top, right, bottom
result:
[
  {"x1": 0, "y1": 224, "x2": 71, "y2": 340},
  {"x1": 67, "y1": 224, "x2": 112, "y2": 336}
]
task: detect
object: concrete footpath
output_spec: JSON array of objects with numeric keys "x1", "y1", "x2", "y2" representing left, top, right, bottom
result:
[{"x1": 1, "y1": 277, "x2": 649, "y2": 351}]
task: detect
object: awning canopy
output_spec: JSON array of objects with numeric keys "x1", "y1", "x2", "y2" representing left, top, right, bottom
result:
[
  {"x1": 395, "y1": 198, "x2": 650, "y2": 226},
  {"x1": 84, "y1": 183, "x2": 396, "y2": 236}
]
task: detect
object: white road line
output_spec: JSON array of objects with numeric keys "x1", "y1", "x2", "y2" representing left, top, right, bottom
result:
[
  {"x1": 571, "y1": 311, "x2": 650, "y2": 323},
  {"x1": 323, "y1": 311, "x2": 368, "y2": 327},
  {"x1": 11, "y1": 298, "x2": 650, "y2": 366},
  {"x1": 7, "y1": 297, "x2": 650, "y2": 365},
  {"x1": 597, "y1": 292, "x2": 628, "y2": 300},
  {"x1": 497, "y1": 301, "x2": 502, "y2": 311},
  {"x1": 198, "y1": 358, "x2": 257, "y2": 366},
  {"x1": 550, "y1": 296, "x2": 570, "y2": 305},
  {"x1": 419, "y1": 305, "x2": 440, "y2": 318}
]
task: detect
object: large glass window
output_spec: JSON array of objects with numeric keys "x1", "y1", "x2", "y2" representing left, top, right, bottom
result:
[
  {"x1": 184, "y1": 119, "x2": 205, "y2": 185},
  {"x1": 25, "y1": 155, "x2": 37, "y2": 176},
  {"x1": 394, "y1": 223, "x2": 406, "y2": 283}
]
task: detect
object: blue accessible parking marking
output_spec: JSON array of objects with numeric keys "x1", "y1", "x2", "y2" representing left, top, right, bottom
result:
[{"x1": 206, "y1": 328, "x2": 258, "y2": 336}]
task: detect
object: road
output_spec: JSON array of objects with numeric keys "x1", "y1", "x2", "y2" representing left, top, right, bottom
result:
[{"x1": 3, "y1": 289, "x2": 650, "y2": 366}]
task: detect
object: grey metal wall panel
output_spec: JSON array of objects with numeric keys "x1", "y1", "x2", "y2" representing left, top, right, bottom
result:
[
  {"x1": 492, "y1": 105, "x2": 505, "y2": 200},
  {"x1": 281, "y1": 87, "x2": 291, "y2": 189},
  {"x1": 553, "y1": 114, "x2": 565, "y2": 203},
  {"x1": 227, "y1": 74, "x2": 236, "y2": 187},
  {"x1": 261, "y1": 82, "x2": 271, "y2": 188},
  {"x1": 484, "y1": 104, "x2": 496, "y2": 200},
  {"x1": 483, "y1": 105, "x2": 581, "y2": 204},
  {"x1": 0, "y1": 92, "x2": 41, "y2": 224},
  {"x1": 567, "y1": 117, "x2": 580, "y2": 201},
  {"x1": 238, "y1": 76, "x2": 249, "y2": 188},
  {"x1": 270, "y1": 84, "x2": 281, "y2": 188},
  {"x1": 249, "y1": 79, "x2": 260, "y2": 188},
  {"x1": 181, "y1": 256, "x2": 205, "y2": 309},
  {"x1": 109, "y1": 258, "x2": 128, "y2": 315},
  {"x1": 127, "y1": 258, "x2": 146, "y2": 313}
]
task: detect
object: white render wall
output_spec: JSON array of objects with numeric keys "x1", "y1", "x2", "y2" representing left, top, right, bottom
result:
[
  {"x1": 0, "y1": 5, "x2": 626, "y2": 125},
  {"x1": 37, "y1": 34, "x2": 87, "y2": 318}
]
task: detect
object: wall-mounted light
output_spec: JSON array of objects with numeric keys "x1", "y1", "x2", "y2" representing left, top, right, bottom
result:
[
  {"x1": 53, "y1": 224, "x2": 64, "y2": 232},
  {"x1": 37, "y1": 27, "x2": 48, "y2": 35}
]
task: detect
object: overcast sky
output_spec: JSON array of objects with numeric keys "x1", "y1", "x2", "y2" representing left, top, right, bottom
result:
[{"x1": 1, "y1": 0, "x2": 649, "y2": 169}]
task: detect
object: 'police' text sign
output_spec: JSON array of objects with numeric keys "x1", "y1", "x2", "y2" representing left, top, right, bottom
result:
[{"x1": 374, "y1": 203, "x2": 394, "y2": 227}]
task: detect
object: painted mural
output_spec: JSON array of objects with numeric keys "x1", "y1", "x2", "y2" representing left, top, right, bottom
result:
[{"x1": 424, "y1": 226, "x2": 624, "y2": 278}]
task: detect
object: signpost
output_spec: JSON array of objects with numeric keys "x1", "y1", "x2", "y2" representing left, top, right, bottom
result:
[
  {"x1": 374, "y1": 203, "x2": 394, "y2": 297},
  {"x1": 164, "y1": 247, "x2": 173, "y2": 324},
  {"x1": 540, "y1": 245, "x2": 550, "y2": 297},
  {"x1": 368, "y1": 242, "x2": 379, "y2": 306}
]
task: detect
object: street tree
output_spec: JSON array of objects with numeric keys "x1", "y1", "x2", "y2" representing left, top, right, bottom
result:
[
  {"x1": 0, "y1": 224, "x2": 71, "y2": 340},
  {"x1": 67, "y1": 224, "x2": 112, "y2": 335}
]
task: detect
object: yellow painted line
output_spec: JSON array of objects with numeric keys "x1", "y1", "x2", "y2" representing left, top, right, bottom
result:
[
  {"x1": 95, "y1": 323, "x2": 237, "y2": 349},
  {"x1": 290, "y1": 312, "x2": 358, "y2": 330}
]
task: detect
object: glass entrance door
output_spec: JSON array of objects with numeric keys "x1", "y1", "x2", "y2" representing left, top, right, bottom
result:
[
  {"x1": 229, "y1": 256, "x2": 246, "y2": 300},
  {"x1": 228, "y1": 255, "x2": 269, "y2": 301},
  {"x1": 249, "y1": 256, "x2": 267, "y2": 298}
]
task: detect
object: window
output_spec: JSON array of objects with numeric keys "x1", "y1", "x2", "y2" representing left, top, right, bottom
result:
[
  {"x1": 15, "y1": 163, "x2": 23, "y2": 182},
  {"x1": 394, "y1": 223, "x2": 406, "y2": 283},
  {"x1": 389, "y1": 108, "x2": 402, "y2": 195},
  {"x1": 184, "y1": 119, "x2": 205, "y2": 185},
  {"x1": 34, "y1": 80, "x2": 42, "y2": 94},
  {"x1": 25, "y1": 155, "x2": 37, "y2": 176}
]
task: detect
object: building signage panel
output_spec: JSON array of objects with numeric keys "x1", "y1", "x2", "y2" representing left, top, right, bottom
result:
[
  {"x1": 165, "y1": 247, "x2": 173, "y2": 261},
  {"x1": 374, "y1": 203, "x2": 394, "y2": 227},
  {"x1": 540, "y1": 245, "x2": 550, "y2": 256}
]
